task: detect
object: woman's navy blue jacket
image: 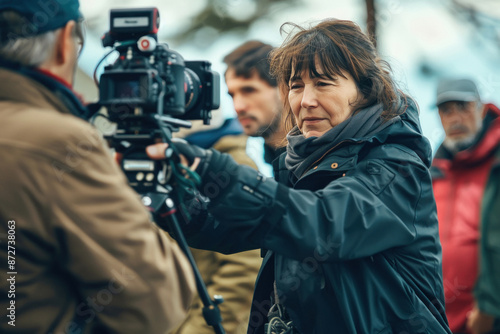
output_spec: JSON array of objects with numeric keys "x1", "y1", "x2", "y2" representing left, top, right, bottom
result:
[{"x1": 185, "y1": 103, "x2": 451, "y2": 334}]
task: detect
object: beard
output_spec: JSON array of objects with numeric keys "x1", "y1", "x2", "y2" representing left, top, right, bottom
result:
[
  {"x1": 254, "y1": 112, "x2": 282, "y2": 139},
  {"x1": 443, "y1": 104, "x2": 483, "y2": 155},
  {"x1": 255, "y1": 101, "x2": 283, "y2": 139},
  {"x1": 442, "y1": 114, "x2": 483, "y2": 154},
  {"x1": 443, "y1": 135, "x2": 477, "y2": 154},
  {"x1": 443, "y1": 124, "x2": 483, "y2": 155}
]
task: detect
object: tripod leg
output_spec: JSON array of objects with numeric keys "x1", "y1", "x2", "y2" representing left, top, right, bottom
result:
[{"x1": 159, "y1": 198, "x2": 226, "y2": 334}]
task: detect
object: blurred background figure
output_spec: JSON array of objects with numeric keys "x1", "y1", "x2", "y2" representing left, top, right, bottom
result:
[
  {"x1": 431, "y1": 78, "x2": 500, "y2": 334},
  {"x1": 223, "y1": 40, "x2": 287, "y2": 175},
  {"x1": 171, "y1": 109, "x2": 262, "y2": 334}
]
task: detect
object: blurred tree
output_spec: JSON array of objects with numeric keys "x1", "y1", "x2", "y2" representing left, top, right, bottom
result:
[
  {"x1": 365, "y1": 0, "x2": 377, "y2": 48},
  {"x1": 169, "y1": 0, "x2": 302, "y2": 44},
  {"x1": 449, "y1": 0, "x2": 500, "y2": 53}
]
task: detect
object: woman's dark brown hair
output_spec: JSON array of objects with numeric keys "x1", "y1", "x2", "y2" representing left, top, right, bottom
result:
[{"x1": 270, "y1": 19, "x2": 407, "y2": 134}]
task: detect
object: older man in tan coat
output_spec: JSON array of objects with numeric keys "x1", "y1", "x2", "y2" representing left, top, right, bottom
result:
[{"x1": 0, "y1": 2, "x2": 195, "y2": 333}]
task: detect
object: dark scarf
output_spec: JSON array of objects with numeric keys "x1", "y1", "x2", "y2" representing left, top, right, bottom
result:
[{"x1": 285, "y1": 103, "x2": 398, "y2": 178}]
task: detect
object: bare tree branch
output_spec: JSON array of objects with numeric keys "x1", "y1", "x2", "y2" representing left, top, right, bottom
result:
[{"x1": 365, "y1": 0, "x2": 377, "y2": 49}]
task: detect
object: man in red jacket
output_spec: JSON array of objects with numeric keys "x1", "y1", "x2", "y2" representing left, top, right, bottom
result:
[{"x1": 431, "y1": 78, "x2": 500, "y2": 334}]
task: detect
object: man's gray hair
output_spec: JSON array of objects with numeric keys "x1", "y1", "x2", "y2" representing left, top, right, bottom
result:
[
  {"x1": 0, "y1": 10, "x2": 83, "y2": 67},
  {"x1": 0, "y1": 35, "x2": 58, "y2": 67}
]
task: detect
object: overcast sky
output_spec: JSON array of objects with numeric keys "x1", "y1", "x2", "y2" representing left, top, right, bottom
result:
[{"x1": 77, "y1": 0, "x2": 500, "y2": 155}]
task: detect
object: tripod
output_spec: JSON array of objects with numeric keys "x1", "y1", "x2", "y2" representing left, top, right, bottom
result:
[
  {"x1": 93, "y1": 110, "x2": 226, "y2": 333},
  {"x1": 142, "y1": 190, "x2": 226, "y2": 334}
]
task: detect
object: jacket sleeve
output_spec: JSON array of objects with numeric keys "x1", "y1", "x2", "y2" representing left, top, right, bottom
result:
[
  {"x1": 187, "y1": 144, "x2": 435, "y2": 262},
  {"x1": 475, "y1": 162, "x2": 500, "y2": 318},
  {"x1": 46, "y1": 124, "x2": 196, "y2": 332}
]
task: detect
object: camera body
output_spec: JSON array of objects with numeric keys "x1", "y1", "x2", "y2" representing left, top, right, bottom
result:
[
  {"x1": 96, "y1": 7, "x2": 220, "y2": 194},
  {"x1": 99, "y1": 7, "x2": 220, "y2": 125}
]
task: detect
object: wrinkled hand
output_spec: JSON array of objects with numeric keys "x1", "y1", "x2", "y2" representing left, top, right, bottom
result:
[{"x1": 466, "y1": 305, "x2": 495, "y2": 334}]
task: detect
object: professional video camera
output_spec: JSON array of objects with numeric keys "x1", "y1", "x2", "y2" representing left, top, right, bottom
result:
[
  {"x1": 93, "y1": 7, "x2": 220, "y2": 195},
  {"x1": 92, "y1": 8, "x2": 226, "y2": 334},
  {"x1": 99, "y1": 8, "x2": 219, "y2": 122}
]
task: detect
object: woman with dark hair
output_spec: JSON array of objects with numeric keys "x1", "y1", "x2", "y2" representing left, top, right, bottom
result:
[{"x1": 149, "y1": 19, "x2": 451, "y2": 333}]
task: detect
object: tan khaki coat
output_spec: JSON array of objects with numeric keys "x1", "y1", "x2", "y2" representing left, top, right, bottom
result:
[{"x1": 0, "y1": 68, "x2": 195, "y2": 333}]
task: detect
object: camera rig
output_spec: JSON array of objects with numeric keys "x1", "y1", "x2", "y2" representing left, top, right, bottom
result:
[{"x1": 90, "y1": 8, "x2": 225, "y2": 334}]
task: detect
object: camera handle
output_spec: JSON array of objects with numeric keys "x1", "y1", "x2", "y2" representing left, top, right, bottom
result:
[{"x1": 145, "y1": 192, "x2": 226, "y2": 334}]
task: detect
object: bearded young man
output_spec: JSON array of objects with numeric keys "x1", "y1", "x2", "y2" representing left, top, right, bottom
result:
[{"x1": 223, "y1": 41, "x2": 287, "y2": 173}]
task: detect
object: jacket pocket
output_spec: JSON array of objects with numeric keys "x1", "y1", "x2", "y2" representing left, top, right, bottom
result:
[{"x1": 354, "y1": 160, "x2": 395, "y2": 195}]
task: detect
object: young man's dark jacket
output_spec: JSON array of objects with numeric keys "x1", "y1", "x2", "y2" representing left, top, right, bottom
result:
[{"x1": 184, "y1": 102, "x2": 451, "y2": 334}]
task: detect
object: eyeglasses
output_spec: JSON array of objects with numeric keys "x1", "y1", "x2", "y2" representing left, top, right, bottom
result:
[
  {"x1": 76, "y1": 38, "x2": 83, "y2": 56},
  {"x1": 74, "y1": 17, "x2": 86, "y2": 57}
]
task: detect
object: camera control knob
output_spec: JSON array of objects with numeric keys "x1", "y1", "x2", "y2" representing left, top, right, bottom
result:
[
  {"x1": 142, "y1": 196, "x2": 152, "y2": 207},
  {"x1": 138, "y1": 36, "x2": 157, "y2": 52}
]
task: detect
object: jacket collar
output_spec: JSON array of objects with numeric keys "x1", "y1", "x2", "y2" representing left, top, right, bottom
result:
[
  {"x1": 0, "y1": 65, "x2": 89, "y2": 120},
  {"x1": 185, "y1": 118, "x2": 243, "y2": 149},
  {"x1": 274, "y1": 143, "x2": 360, "y2": 187}
]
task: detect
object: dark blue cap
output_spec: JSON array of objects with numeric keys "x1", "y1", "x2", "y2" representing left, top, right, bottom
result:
[{"x1": 0, "y1": 0, "x2": 81, "y2": 39}]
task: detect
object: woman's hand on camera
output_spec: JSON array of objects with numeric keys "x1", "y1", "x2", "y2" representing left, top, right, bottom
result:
[
  {"x1": 146, "y1": 140, "x2": 240, "y2": 201},
  {"x1": 146, "y1": 139, "x2": 220, "y2": 181},
  {"x1": 146, "y1": 140, "x2": 204, "y2": 174}
]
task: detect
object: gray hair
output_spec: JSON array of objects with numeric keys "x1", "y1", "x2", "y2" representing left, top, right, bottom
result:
[
  {"x1": 0, "y1": 10, "x2": 83, "y2": 67},
  {"x1": 0, "y1": 33, "x2": 58, "y2": 67}
]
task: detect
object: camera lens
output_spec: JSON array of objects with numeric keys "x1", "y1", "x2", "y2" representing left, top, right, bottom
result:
[{"x1": 184, "y1": 68, "x2": 201, "y2": 112}]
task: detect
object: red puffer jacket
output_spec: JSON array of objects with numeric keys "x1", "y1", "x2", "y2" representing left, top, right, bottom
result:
[{"x1": 431, "y1": 104, "x2": 500, "y2": 333}]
